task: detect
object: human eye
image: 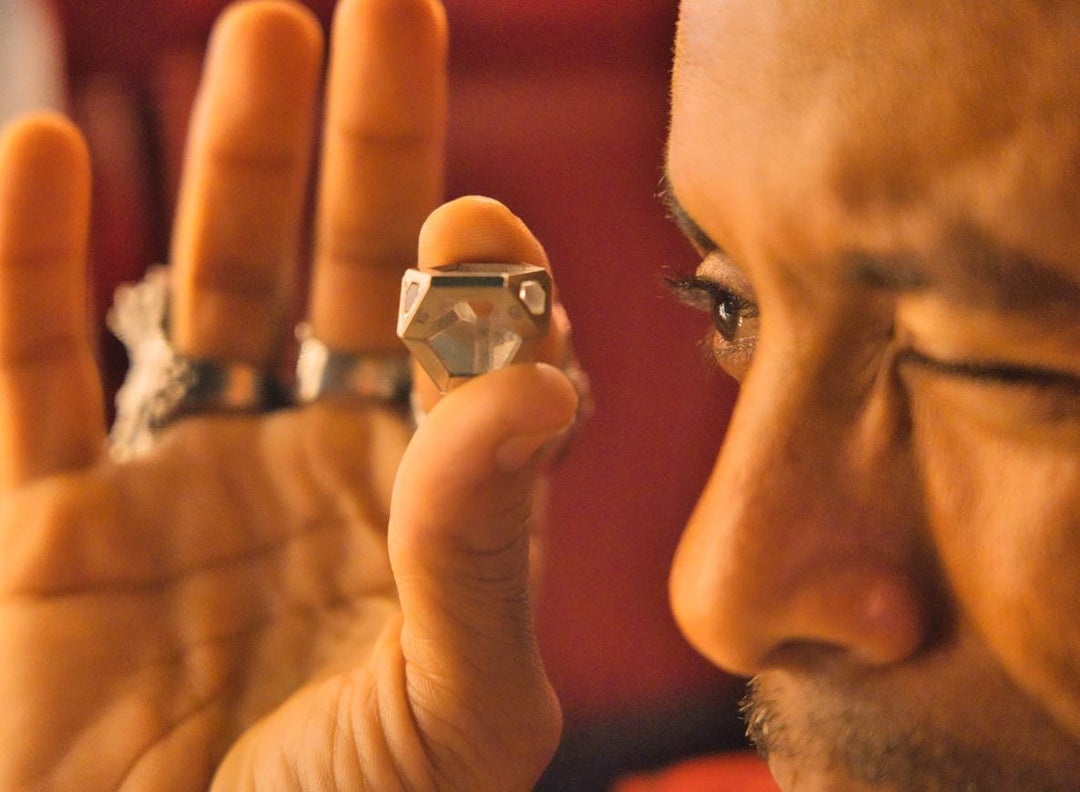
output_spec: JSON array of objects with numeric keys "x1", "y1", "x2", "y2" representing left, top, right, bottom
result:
[{"x1": 666, "y1": 267, "x2": 759, "y2": 380}]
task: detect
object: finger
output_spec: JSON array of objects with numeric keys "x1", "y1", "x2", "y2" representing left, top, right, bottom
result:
[
  {"x1": 390, "y1": 363, "x2": 578, "y2": 786},
  {"x1": 170, "y1": 1, "x2": 324, "y2": 365},
  {"x1": 307, "y1": 0, "x2": 447, "y2": 352},
  {"x1": 0, "y1": 115, "x2": 104, "y2": 491},
  {"x1": 412, "y1": 195, "x2": 567, "y2": 411}
]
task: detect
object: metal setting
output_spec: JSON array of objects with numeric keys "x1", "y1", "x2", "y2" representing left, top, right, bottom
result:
[
  {"x1": 397, "y1": 263, "x2": 552, "y2": 392},
  {"x1": 160, "y1": 358, "x2": 285, "y2": 423},
  {"x1": 295, "y1": 325, "x2": 412, "y2": 406}
]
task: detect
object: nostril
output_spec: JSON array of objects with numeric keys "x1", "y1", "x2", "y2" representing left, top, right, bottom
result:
[
  {"x1": 792, "y1": 565, "x2": 933, "y2": 668},
  {"x1": 672, "y1": 539, "x2": 932, "y2": 676},
  {"x1": 759, "y1": 639, "x2": 852, "y2": 670}
]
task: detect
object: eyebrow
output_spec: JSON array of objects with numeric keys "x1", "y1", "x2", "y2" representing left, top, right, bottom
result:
[
  {"x1": 658, "y1": 175, "x2": 1080, "y2": 315},
  {"x1": 847, "y1": 235, "x2": 1080, "y2": 315},
  {"x1": 658, "y1": 175, "x2": 720, "y2": 254}
]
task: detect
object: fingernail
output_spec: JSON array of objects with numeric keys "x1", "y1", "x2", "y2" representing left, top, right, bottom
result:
[{"x1": 496, "y1": 428, "x2": 563, "y2": 472}]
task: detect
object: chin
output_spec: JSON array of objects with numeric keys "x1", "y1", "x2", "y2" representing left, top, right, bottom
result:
[{"x1": 767, "y1": 760, "x2": 887, "y2": 792}]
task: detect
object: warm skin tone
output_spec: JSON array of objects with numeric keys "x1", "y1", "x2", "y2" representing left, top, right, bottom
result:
[
  {"x1": 667, "y1": 1, "x2": 1080, "y2": 790},
  {"x1": 0, "y1": 0, "x2": 577, "y2": 790},
  {"x1": 7, "y1": 0, "x2": 1080, "y2": 790}
]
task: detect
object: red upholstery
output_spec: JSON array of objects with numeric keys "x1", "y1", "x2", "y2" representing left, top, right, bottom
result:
[
  {"x1": 53, "y1": 0, "x2": 744, "y2": 783},
  {"x1": 614, "y1": 753, "x2": 780, "y2": 792}
]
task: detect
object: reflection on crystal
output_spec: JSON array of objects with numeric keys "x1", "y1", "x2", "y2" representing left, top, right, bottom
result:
[
  {"x1": 428, "y1": 300, "x2": 523, "y2": 376},
  {"x1": 518, "y1": 280, "x2": 547, "y2": 316},
  {"x1": 403, "y1": 282, "x2": 420, "y2": 313}
]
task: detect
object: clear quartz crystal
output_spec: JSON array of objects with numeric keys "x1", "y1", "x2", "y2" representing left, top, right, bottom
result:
[
  {"x1": 428, "y1": 300, "x2": 523, "y2": 377},
  {"x1": 398, "y1": 263, "x2": 551, "y2": 391}
]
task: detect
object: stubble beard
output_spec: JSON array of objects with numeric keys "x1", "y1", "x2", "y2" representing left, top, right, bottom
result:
[{"x1": 740, "y1": 671, "x2": 1079, "y2": 792}]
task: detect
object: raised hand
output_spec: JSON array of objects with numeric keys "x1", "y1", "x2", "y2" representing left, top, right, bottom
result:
[{"x1": 0, "y1": 1, "x2": 576, "y2": 789}]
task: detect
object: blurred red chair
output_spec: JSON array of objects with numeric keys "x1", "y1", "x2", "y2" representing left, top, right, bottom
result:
[
  {"x1": 48, "y1": 0, "x2": 753, "y2": 787},
  {"x1": 615, "y1": 753, "x2": 779, "y2": 792}
]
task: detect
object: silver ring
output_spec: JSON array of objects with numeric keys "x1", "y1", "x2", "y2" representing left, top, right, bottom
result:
[
  {"x1": 167, "y1": 358, "x2": 286, "y2": 418},
  {"x1": 107, "y1": 266, "x2": 286, "y2": 460},
  {"x1": 295, "y1": 325, "x2": 412, "y2": 407},
  {"x1": 397, "y1": 263, "x2": 552, "y2": 392}
]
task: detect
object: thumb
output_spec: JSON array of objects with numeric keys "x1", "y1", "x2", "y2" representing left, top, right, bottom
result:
[{"x1": 389, "y1": 361, "x2": 577, "y2": 788}]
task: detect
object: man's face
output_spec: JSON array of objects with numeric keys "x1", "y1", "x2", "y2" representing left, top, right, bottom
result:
[{"x1": 666, "y1": 1, "x2": 1080, "y2": 790}]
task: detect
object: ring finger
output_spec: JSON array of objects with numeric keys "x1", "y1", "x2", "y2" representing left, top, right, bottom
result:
[{"x1": 170, "y1": 1, "x2": 324, "y2": 366}]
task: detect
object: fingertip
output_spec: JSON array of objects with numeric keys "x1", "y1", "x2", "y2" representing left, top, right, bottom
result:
[
  {"x1": 212, "y1": 0, "x2": 324, "y2": 52},
  {"x1": 334, "y1": 0, "x2": 448, "y2": 52},
  {"x1": 492, "y1": 363, "x2": 582, "y2": 471},
  {"x1": 325, "y1": 0, "x2": 446, "y2": 135},
  {"x1": 193, "y1": 0, "x2": 325, "y2": 147},
  {"x1": 207, "y1": 0, "x2": 325, "y2": 89},
  {"x1": 418, "y1": 197, "x2": 550, "y2": 270},
  {"x1": 396, "y1": 364, "x2": 577, "y2": 511},
  {"x1": 0, "y1": 114, "x2": 90, "y2": 259},
  {"x1": 0, "y1": 113, "x2": 89, "y2": 192}
]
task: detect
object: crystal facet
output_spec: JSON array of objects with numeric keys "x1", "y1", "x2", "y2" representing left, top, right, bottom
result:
[
  {"x1": 518, "y1": 280, "x2": 547, "y2": 315},
  {"x1": 403, "y1": 281, "x2": 420, "y2": 313},
  {"x1": 429, "y1": 302, "x2": 523, "y2": 375},
  {"x1": 398, "y1": 263, "x2": 552, "y2": 391}
]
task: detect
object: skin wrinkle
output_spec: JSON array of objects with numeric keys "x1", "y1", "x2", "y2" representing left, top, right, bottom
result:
[
  {"x1": 0, "y1": 492, "x2": 365, "y2": 602},
  {"x1": 114, "y1": 667, "x2": 234, "y2": 792},
  {"x1": 7, "y1": 534, "x2": 385, "y2": 781}
]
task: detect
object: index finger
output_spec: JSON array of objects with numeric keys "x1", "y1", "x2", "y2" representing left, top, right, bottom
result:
[{"x1": 307, "y1": 0, "x2": 448, "y2": 352}]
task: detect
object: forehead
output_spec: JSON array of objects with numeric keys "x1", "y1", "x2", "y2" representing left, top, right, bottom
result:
[{"x1": 668, "y1": 0, "x2": 1080, "y2": 271}]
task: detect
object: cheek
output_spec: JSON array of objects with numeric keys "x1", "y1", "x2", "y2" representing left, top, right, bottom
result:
[{"x1": 913, "y1": 405, "x2": 1080, "y2": 738}]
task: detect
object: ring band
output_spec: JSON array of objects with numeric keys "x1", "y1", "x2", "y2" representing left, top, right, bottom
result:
[
  {"x1": 295, "y1": 325, "x2": 412, "y2": 408},
  {"x1": 165, "y1": 358, "x2": 287, "y2": 419}
]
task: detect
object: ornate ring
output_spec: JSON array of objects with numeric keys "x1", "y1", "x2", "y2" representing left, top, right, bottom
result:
[
  {"x1": 397, "y1": 263, "x2": 552, "y2": 392},
  {"x1": 107, "y1": 266, "x2": 286, "y2": 460},
  {"x1": 294, "y1": 324, "x2": 412, "y2": 407}
]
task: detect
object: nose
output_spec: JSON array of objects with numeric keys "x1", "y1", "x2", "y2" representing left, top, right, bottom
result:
[{"x1": 670, "y1": 355, "x2": 936, "y2": 676}]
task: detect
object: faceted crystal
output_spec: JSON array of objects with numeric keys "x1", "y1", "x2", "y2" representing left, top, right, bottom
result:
[
  {"x1": 427, "y1": 301, "x2": 523, "y2": 376},
  {"x1": 398, "y1": 263, "x2": 551, "y2": 391}
]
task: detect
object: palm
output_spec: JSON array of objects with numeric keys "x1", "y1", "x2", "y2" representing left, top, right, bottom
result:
[
  {"x1": 0, "y1": 1, "x2": 570, "y2": 789},
  {"x1": 0, "y1": 405, "x2": 409, "y2": 789}
]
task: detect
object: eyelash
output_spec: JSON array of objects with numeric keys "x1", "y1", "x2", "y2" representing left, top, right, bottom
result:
[
  {"x1": 665, "y1": 259, "x2": 1080, "y2": 406},
  {"x1": 666, "y1": 273, "x2": 760, "y2": 355},
  {"x1": 899, "y1": 348, "x2": 1080, "y2": 392}
]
